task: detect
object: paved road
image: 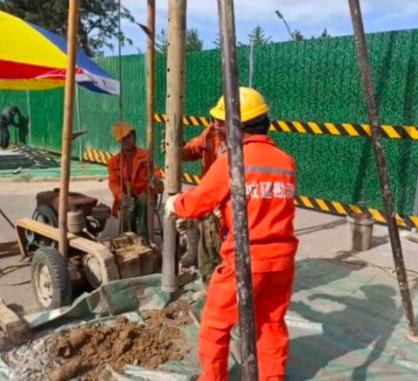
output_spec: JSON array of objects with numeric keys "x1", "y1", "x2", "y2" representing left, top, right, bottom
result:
[{"x1": 0, "y1": 179, "x2": 417, "y2": 314}]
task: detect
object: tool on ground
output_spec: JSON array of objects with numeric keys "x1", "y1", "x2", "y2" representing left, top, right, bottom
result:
[
  {"x1": 348, "y1": 0, "x2": 418, "y2": 341},
  {"x1": 217, "y1": 0, "x2": 259, "y2": 379}
]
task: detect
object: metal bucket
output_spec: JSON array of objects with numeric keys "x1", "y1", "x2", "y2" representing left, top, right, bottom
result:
[{"x1": 346, "y1": 214, "x2": 374, "y2": 251}]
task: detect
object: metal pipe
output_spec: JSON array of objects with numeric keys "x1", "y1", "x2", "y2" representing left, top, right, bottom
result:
[
  {"x1": 161, "y1": 0, "x2": 187, "y2": 293},
  {"x1": 146, "y1": 0, "x2": 156, "y2": 244},
  {"x1": 348, "y1": 0, "x2": 418, "y2": 339},
  {"x1": 58, "y1": 0, "x2": 79, "y2": 258},
  {"x1": 217, "y1": 0, "x2": 259, "y2": 378}
]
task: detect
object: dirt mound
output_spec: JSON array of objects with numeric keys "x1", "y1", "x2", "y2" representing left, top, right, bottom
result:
[{"x1": 47, "y1": 306, "x2": 190, "y2": 381}]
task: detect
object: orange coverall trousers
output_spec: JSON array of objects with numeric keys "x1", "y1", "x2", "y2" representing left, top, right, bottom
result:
[{"x1": 198, "y1": 264, "x2": 295, "y2": 381}]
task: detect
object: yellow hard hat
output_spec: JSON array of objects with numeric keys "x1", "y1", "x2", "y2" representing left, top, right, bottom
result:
[
  {"x1": 112, "y1": 122, "x2": 134, "y2": 142},
  {"x1": 209, "y1": 87, "x2": 270, "y2": 123}
]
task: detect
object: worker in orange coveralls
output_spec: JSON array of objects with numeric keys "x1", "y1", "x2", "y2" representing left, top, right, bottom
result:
[
  {"x1": 165, "y1": 87, "x2": 298, "y2": 381},
  {"x1": 109, "y1": 122, "x2": 163, "y2": 242}
]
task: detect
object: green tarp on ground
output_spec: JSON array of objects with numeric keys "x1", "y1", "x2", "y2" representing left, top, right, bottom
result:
[{"x1": 1, "y1": 258, "x2": 418, "y2": 380}]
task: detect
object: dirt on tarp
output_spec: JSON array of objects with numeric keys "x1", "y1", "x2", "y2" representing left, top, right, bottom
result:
[{"x1": 45, "y1": 303, "x2": 192, "y2": 381}]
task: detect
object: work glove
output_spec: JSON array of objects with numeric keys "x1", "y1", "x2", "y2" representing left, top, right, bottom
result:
[
  {"x1": 149, "y1": 175, "x2": 164, "y2": 191},
  {"x1": 213, "y1": 207, "x2": 222, "y2": 221},
  {"x1": 164, "y1": 194, "x2": 179, "y2": 218},
  {"x1": 121, "y1": 195, "x2": 135, "y2": 213},
  {"x1": 176, "y1": 218, "x2": 196, "y2": 236}
]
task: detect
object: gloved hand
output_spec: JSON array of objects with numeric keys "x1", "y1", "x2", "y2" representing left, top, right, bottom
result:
[
  {"x1": 121, "y1": 195, "x2": 135, "y2": 213},
  {"x1": 176, "y1": 218, "x2": 195, "y2": 235},
  {"x1": 165, "y1": 194, "x2": 179, "y2": 218},
  {"x1": 213, "y1": 207, "x2": 222, "y2": 221},
  {"x1": 149, "y1": 176, "x2": 164, "y2": 191}
]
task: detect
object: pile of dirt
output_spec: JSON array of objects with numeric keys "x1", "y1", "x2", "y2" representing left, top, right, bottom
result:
[{"x1": 46, "y1": 305, "x2": 191, "y2": 381}]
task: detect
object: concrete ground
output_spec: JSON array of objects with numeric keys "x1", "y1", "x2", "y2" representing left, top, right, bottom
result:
[{"x1": 0, "y1": 179, "x2": 417, "y2": 315}]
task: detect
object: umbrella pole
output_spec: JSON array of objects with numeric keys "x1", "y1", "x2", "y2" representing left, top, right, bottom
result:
[
  {"x1": 146, "y1": 0, "x2": 156, "y2": 244},
  {"x1": 58, "y1": 0, "x2": 79, "y2": 258}
]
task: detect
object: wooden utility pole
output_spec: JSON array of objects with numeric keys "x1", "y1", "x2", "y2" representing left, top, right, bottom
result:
[
  {"x1": 161, "y1": 0, "x2": 187, "y2": 292},
  {"x1": 146, "y1": 0, "x2": 156, "y2": 243},
  {"x1": 58, "y1": 0, "x2": 79, "y2": 258},
  {"x1": 217, "y1": 0, "x2": 259, "y2": 379},
  {"x1": 348, "y1": 0, "x2": 418, "y2": 341}
]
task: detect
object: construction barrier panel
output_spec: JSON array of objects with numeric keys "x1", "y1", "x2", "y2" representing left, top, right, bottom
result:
[{"x1": 1, "y1": 29, "x2": 418, "y2": 225}]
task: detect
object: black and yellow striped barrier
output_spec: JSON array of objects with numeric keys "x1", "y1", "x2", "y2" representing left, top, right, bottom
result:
[
  {"x1": 162, "y1": 167, "x2": 418, "y2": 230},
  {"x1": 154, "y1": 113, "x2": 210, "y2": 127},
  {"x1": 294, "y1": 195, "x2": 418, "y2": 230},
  {"x1": 82, "y1": 148, "x2": 418, "y2": 230},
  {"x1": 154, "y1": 113, "x2": 418, "y2": 140},
  {"x1": 83, "y1": 147, "x2": 113, "y2": 165}
]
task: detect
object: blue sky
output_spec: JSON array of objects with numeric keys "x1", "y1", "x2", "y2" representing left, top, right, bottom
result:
[{"x1": 114, "y1": 0, "x2": 418, "y2": 55}]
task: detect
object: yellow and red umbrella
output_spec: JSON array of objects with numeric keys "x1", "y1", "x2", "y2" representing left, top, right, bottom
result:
[{"x1": 0, "y1": 10, "x2": 119, "y2": 95}]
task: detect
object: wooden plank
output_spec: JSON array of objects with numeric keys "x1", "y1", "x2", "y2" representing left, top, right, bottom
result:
[
  {"x1": 15, "y1": 218, "x2": 105, "y2": 252},
  {"x1": 0, "y1": 298, "x2": 31, "y2": 344}
]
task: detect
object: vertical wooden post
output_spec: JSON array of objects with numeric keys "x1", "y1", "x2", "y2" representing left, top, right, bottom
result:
[
  {"x1": 217, "y1": 0, "x2": 259, "y2": 378},
  {"x1": 146, "y1": 0, "x2": 156, "y2": 243},
  {"x1": 348, "y1": 0, "x2": 418, "y2": 340},
  {"x1": 161, "y1": 0, "x2": 187, "y2": 293},
  {"x1": 58, "y1": 0, "x2": 79, "y2": 258}
]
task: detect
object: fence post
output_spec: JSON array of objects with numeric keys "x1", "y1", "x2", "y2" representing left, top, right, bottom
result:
[{"x1": 249, "y1": 41, "x2": 255, "y2": 88}]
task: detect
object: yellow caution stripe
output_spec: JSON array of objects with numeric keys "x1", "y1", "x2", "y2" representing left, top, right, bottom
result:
[
  {"x1": 82, "y1": 148, "x2": 417, "y2": 230},
  {"x1": 154, "y1": 113, "x2": 210, "y2": 127},
  {"x1": 83, "y1": 147, "x2": 112, "y2": 165},
  {"x1": 294, "y1": 195, "x2": 416, "y2": 230},
  {"x1": 154, "y1": 114, "x2": 418, "y2": 140}
]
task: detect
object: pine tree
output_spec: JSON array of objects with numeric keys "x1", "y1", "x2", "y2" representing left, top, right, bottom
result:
[
  {"x1": 156, "y1": 27, "x2": 204, "y2": 53},
  {"x1": 186, "y1": 28, "x2": 203, "y2": 52},
  {"x1": 320, "y1": 28, "x2": 331, "y2": 39},
  {"x1": 248, "y1": 26, "x2": 272, "y2": 47},
  {"x1": 156, "y1": 28, "x2": 168, "y2": 54},
  {"x1": 292, "y1": 29, "x2": 305, "y2": 42}
]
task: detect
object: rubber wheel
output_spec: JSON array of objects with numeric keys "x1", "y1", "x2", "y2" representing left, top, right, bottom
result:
[
  {"x1": 31, "y1": 247, "x2": 72, "y2": 309},
  {"x1": 26, "y1": 204, "x2": 58, "y2": 247}
]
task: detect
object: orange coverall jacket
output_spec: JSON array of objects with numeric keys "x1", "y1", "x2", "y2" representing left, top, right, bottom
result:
[
  {"x1": 175, "y1": 134, "x2": 298, "y2": 272},
  {"x1": 182, "y1": 123, "x2": 227, "y2": 176},
  {"x1": 175, "y1": 135, "x2": 298, "y2": 380},
  {"x1": 108, "y1": 147, "x2": 161, "y2": 216}
]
